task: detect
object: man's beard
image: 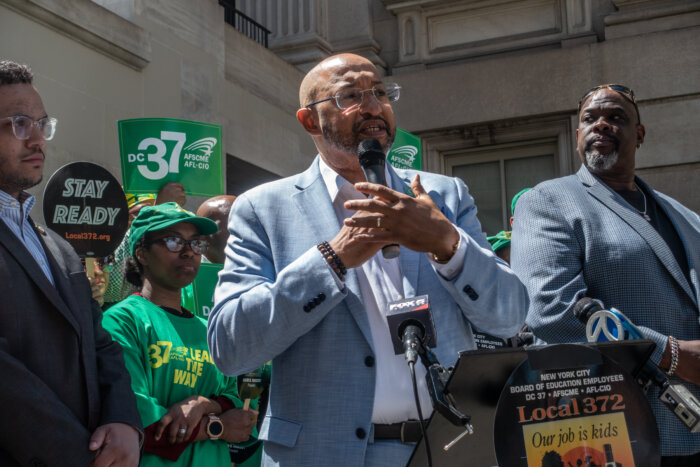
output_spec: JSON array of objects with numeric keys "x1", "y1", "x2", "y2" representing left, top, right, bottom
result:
[
  {"x1": 585, "y1": 149, "x2": 618, "y2": 171},
  {"x1": 0, "y1": 172, "x2": 43, "y2": 192},
  {"x1": 0, "y1": 155, "x2": 43, "y2": 192},
  {"x1": 322, "y1": 121, "x2": 394, "y2": 155}
]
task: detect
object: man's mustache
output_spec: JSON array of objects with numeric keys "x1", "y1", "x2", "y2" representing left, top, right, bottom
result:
[
  {"x1": 586, "y1": 135, "x2": 619, "y2": 151},
  {"x1": 353, "y1": 117, "x2": 391, "y2": 133}
]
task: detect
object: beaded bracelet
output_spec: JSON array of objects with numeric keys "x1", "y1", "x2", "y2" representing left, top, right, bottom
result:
[
  {"x1": 319, "y1": 242, "x2": 347, "y2": 276},
  {"x1": 667, "y1": 335, "x2": 679, "y2": 377},
  {"x1": 317, "y1": 241, "x2": 347, "y2": 281}
]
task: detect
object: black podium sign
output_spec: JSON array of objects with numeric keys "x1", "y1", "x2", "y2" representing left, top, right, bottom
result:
[
  {"x1": 494, "y1": 344, "x2": 659, "y2": 466},
  {"x1": 408, "y1": 342, "x2": 660, "y2": 467},
  {"x1": 43, "y1": 162, "x2": 128, "y2": 257}
]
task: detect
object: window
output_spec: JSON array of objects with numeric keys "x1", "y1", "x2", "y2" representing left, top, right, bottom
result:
[{"x1": 445, "y1": 139, "x2": 557, "y2": 234}]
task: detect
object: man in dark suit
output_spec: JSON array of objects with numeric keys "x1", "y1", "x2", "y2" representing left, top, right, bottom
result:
[
  {"x1": 512, "y1": 84, "x2": 700, "y2": 464},
  {"x1": 0, "y1": 60, "x2": 142, "y2": 466}
]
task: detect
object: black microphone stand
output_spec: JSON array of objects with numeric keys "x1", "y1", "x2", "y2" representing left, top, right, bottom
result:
[{"x1": 416, "y1": 340, "x2": 474, "y2": 450}]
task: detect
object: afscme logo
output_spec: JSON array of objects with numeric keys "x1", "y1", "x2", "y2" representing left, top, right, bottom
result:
[
  {"x1": 389, "y1": 145, "x2": 417, "y2": 165},
  {"x1": 184, "y1": 137, "x2": 218, "y2": 157}
]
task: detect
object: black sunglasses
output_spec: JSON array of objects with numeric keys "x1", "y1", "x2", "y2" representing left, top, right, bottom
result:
[
  {"x1": 145, "y1": 236, "x2": 208, "y2": 255},
  {"x1": 578, "y1": 84, "x2": 640, "y2": 123}
]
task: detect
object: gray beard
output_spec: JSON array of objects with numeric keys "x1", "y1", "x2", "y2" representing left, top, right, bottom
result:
[
  {"x1": 585, "y1": 150, "x2": 618, "y2": 171},
  {"x1": 321, "y1": 124, "x2": 394, "y2": 156}
]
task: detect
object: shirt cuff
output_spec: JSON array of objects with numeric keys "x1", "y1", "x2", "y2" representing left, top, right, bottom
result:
[
  {"x1": 210, "y1": 395, "x2": 236, "y2": 413},
  {"x1": 427, "y1": 232, "x2": 466, "y2": 280}
]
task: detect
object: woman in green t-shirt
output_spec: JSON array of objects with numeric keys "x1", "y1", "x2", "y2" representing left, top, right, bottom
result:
[{"x1": 103, "y1": 202, "x2": 257, "y2": 466}]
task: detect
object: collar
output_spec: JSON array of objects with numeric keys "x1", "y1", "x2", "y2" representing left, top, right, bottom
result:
[
  {"x1": 0, "y1": 189, "x2": 34, "y2": 218},
  {"x1": 318, "y1": 156, "x2": 393, "y2": 203}
]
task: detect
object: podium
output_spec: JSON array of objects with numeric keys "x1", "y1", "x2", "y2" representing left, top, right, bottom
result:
[{"x1": 408, "y1": 341, "x2": 660, "y2": 467}]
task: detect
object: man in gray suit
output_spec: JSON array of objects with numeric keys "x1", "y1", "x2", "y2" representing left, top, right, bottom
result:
[
  {"x1": 0, "y1": 60, "x2": 141, "y2": 466},
  {"x1": 209, "y1": 53, "x2": 528, "y2": 466},
  {"x1": 511, "y1": 84, "x2": 700, "y2": 464}
]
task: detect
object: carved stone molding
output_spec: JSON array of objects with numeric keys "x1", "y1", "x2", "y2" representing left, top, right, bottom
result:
[
  {"x1": 382, "y1": 0, "x2": 595, "y2": 69},
  {"x1": 605, "y1": 0, "x2": 700, "y2": 40}
]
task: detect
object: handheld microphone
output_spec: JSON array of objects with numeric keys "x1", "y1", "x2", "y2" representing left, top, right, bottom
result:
[
  {"x1": 357, "y1": 138, "x2": 400, "y2": 259},
  {"x1": 574, "y1": 297, "x2": 700, "y2": 432},
  {"x1": 387, "y1": 295, "x2": 437, "y2": 362}
]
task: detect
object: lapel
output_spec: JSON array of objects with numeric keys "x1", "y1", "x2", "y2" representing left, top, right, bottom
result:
[
  {"x1": 36, "y1": 219, "x2": 85, "y2": 317},
  {"x1": 578, "y1": 167, "x2": 697, "y2": 305},
  {"x1": 388, "y1": 165, "x2": 420, "y2": 298},
  {"x1": 291, "y1": 157, "x2": 375, "y2": 348},
  {"x1": 0, "y1": 219, "x2": 80, "y2": 332}
]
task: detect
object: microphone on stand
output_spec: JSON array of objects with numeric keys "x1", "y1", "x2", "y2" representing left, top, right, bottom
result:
[
  {"x1": 357, "y1": 138, "x2": 400, "y2": 259},
  {"x1": 387, "y1": 295, "x2": 437, "y2": 362},
  {"x1": 386, "y1": 295, "x2": 474, "y2": 449},
  {"x1": 573, "y1": 297, "x2": 644, "y2": 342},
  {"x1": 573, "y1": 297, "x2": 700, "y2": 432},
  {"x1": 400, "y1": 321, "x2": 425, "y2": 365}
]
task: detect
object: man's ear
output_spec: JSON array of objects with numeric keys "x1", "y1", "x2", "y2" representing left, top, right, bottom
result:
[
  {"x1": 636, "y1": 123, "x2": 645, "y2": 147},
  {"x1": 296, "y1": 108, "x2": 321, "y2": 136}
]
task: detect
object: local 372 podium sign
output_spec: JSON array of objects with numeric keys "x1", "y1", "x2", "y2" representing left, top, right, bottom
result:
[{"x1": 118, "y1": 118, "x2": 224, "y2": 197}]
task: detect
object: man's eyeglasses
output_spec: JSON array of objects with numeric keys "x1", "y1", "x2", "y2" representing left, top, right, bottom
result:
[
  {"x1": 578, "y1": 84, "x2": 640, "y2": 122},
  {"x1": 306, "y1": 83, "x2": 401, "y2": 110},
  {"x1": 1, "y1": 115, "x2": 58, "y2": 141},
  {"x1": 145, "y1": 236, "x2": 209, "y2": 255}
]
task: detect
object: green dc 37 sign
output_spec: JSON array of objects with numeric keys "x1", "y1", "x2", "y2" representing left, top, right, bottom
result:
[{"x1": 118, "y1": 118, "x2": 224, "y2": 197}]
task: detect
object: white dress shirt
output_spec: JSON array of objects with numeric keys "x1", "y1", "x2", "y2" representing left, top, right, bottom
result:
[{"x1": 318, "y1": 158, "x2": 468, "y2": 423}]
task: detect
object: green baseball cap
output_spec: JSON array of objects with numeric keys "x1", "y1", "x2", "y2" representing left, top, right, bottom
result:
[
  {"x1": 487, "y1": 230, "x2": 511, "y2": 253},
  {"x1": 129, "y1": 202, "x2": 218, "y2": 255}
]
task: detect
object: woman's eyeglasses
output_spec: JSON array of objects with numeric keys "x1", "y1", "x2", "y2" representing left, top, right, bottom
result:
[{"x1": 145, "y1": 236, "x2": 209, "y2": 255}]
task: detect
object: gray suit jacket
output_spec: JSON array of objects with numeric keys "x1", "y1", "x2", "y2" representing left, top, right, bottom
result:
[
  {"x1": 0, "y1": 219, "x2": 141, "y2": 466},
  {"x1": 209, "y1": 157, "x2": 528, "y2": 466},
  {"x1": 511, "y1": 165, "x2": 700, "y2": 456}
]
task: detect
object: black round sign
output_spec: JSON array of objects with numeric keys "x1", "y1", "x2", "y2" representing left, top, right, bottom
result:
[
  {"x1": 43, "y1": 162, "x2": 128, "y2": 257},
  {"x1": 494, "y1": 344, "x2": 659, "y2": 467}
]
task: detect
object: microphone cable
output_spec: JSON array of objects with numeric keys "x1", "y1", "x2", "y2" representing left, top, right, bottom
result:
[{"x1": 409, "y1": 360, "x2": 433, "y2": 467}]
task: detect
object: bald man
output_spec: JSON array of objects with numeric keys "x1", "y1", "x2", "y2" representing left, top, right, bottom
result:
[
  {"x1": 208, "y1": 53, "x2": 528, "y2": 466},
  {"x1": 196, "y1": 195, "x2": 236, "y2": 264}
]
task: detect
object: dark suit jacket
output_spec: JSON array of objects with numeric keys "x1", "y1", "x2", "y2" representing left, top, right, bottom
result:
[{"x1": 0, "y1": 219, "x2": 141, "y2": 466}]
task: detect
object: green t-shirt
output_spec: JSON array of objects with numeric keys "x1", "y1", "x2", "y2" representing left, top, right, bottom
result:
[{"x1": 103, "y1": 294, "x2": 254, "y2": 467}]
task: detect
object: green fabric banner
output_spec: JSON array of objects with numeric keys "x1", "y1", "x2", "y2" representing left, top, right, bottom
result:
[
  {"x1": 118, "y1": 118, "x2": 223, "y2": 197},
  {"x1": 388, "y1": 127, "x2": 422, "y2": 170}
]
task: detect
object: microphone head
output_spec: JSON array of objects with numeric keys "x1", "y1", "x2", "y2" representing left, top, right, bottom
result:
[
  {"x1": 357, "y1": 138, "x2": 385, "y2": 168},
  {"x1": 398, "y1": 319, "x2": 426, "y2": 342},
  {"x1": 573, "y1": 297, "x2": 604, "y2": 324}
]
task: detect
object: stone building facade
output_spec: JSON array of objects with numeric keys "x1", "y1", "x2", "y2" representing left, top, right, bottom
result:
[
  {"x1": 1, "y1": 0, "x2": 698, "y2": 231},
  {"x1": 239, "y1": 0, "x2": 700, "y2": 233}
]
